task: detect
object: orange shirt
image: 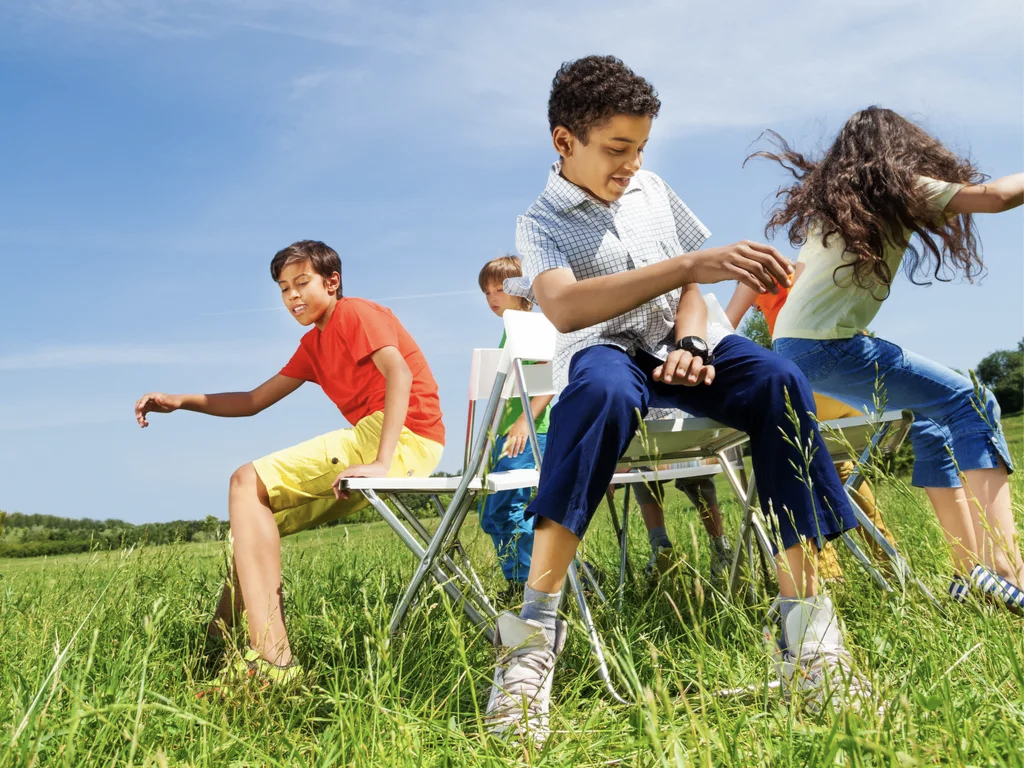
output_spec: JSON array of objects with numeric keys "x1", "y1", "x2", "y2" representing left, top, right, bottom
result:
[
  {"x1": 280, "y1": 298, "x2": 445, "y2": 445},
  {"x1": 754, "y1": 284, "x2": 791, "y2": 338}
]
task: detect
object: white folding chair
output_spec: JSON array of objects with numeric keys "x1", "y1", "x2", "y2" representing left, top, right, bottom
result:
[
  {"x1": 616, "y1": 395, "x2": 940, "y2": 608},
  {"x1": 499, "y1": 310, "x2": 636, "y2": 702},
  {"x1": 341, "y1": 344, "x2": 552, "y2": 641},
  {"x1": 604, "y1": 461, "x2": 723, "y2": 609},
  {"x1": 616, "y1": 414, "x2": 769, "y2": 602},
  {"x1": 817, "y1": 410, "x2": 942, "y2": 609}
]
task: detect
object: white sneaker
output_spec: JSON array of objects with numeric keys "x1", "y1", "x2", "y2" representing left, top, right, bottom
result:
[
  {"x1": 485, "y1": 611, "x2": 567, "y2": 748},
  {"x1": 764, "y1": 595, "x2": 876, "y2": 714}
]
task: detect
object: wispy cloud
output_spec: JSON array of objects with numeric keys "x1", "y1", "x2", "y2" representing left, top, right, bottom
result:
[
  {"x1": 0, "y1": 341, "x2": 275, "y2": 371},
  {"x1": 20, "y1": 0, "x2": 1020, "y2": 149}
]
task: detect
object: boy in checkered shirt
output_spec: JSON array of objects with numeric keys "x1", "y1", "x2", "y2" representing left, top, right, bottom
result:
[{"x1": 483, "y1": 56, "x2": 872, "y2": 747}]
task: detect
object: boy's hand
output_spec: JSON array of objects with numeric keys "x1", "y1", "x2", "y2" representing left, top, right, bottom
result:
[
  {"x1": 504, "y1": 418, "x2": 533, "y2": 459},
  {"x1": 333, "y1": 460, "x2": 390, "y2": 500},
  {"x1": 685, "y1": 241, "x2": 793, "y2": 294},
  {"x1": 135, "y1": 393, "x2": 183, "y2": 427},
  {"x1": 653, "y1": 350, "x2": 715, "y2": 387}
]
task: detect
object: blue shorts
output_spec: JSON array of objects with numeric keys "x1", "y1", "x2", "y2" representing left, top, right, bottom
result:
[{"x1": 774, "y1": 335, "x2": 1013, "y2": 488}]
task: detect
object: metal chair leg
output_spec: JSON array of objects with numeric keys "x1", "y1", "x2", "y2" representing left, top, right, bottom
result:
[
  {"x1": 617, "y1": 485, "x2": 632, "y2": 612},
  {"x1": 567, "y1": 561, "x2": 628, "y2": 705},
  {"x1": 844, "y1": 434, "x2": 945, "y2": 612},
  {"x1": 364, "y1": 491, "x2": 493, "y2": 640},
  {"x1": 840, "y1": 532, "x2": 892, "y2": 591}
]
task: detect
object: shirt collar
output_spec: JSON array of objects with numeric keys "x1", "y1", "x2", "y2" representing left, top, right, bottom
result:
[{"x1": 542, "y1": 159, "x2": 643, "y2": 213}]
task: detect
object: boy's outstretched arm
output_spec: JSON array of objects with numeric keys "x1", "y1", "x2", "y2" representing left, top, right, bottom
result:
[
  {"x1": 333, "y1": 346, "x2": 411, "y2": 496},
  {"x1": 134, "y1": 374, "x2": 303, "y2": 427},
  {"x1": 946, "y1": 173, "x2": 1024, "y2": 214},
  {"x1": 533, "y1": 241, "x2": 792, "y2": 334}
]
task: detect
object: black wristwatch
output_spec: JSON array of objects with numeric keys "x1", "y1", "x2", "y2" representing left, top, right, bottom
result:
[{"x1": 675, "y1": 335, "x2": 713, "y2": 364}]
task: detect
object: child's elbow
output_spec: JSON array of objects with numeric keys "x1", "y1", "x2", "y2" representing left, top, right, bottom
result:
[
  {"x1": 998, "y1": 191, "x2": 1023, "y2": 212},
  {"x1": 545, "y1": 306, "x2": 580, "y2": 334}
]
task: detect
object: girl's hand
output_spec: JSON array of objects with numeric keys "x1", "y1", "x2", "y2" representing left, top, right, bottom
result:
[
  {"x1": 135, "y1": 393, "x2": 183, "y2": 427},
  {"x1": 653, "y1": 350, "x2": 716, "y2": 387}
]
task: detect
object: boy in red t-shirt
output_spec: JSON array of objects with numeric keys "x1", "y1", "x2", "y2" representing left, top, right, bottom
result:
[{"x1": 134, "y1": 240, "x2": 445, "y2": 690}]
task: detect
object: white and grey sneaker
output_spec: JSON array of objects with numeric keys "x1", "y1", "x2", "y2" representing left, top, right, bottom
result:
[
  {"x1": 484, "y1": 611, "x2": 567, "y2": 748},
  {"x1": 764, "y1": 595, "x2": 877, "y2": 715}
]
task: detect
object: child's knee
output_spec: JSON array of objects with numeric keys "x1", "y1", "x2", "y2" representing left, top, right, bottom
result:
[
  {"x1": 229, "y1": 463, "x2": 269, "y2": 505},
  {"x1": 574, "y1": 371, "x2": 643, "y2": 421},
  {"x1": 981, "y1": 387, "x2": 1002, "y2": 424}
]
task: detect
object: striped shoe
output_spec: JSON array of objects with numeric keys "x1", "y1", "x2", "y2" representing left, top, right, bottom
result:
[{"x1": 950, "y1": 565, "x2": 1024, "y2": 615}]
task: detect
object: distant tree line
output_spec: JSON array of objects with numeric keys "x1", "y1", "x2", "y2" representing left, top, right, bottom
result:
[{"x1": 0, "y1": 512, "x2": 229, "y2": 558}]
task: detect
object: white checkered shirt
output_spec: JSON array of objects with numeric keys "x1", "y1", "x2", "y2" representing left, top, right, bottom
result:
[{"x1": 506, "y1": 161, "x2": 729, "y2": 398}]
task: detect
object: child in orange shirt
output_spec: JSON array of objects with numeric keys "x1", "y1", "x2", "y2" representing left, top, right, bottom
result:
[{"x1": 134, "y1": 240, "x2": 445, "y2": 690}]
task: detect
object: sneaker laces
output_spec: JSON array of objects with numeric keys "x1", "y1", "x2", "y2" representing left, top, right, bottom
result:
[{"x1": 486, "y1": 645, "x2": 557, "y2": 727}]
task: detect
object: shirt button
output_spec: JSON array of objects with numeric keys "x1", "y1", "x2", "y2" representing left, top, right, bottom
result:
[{"x1": 331, "y1": 458, "x2": 339, "y2": 464}]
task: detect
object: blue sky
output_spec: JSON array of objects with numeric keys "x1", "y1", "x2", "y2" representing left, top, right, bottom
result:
[{"x1": 1, "y1": 0, "x2": 1021, "y2": 524}]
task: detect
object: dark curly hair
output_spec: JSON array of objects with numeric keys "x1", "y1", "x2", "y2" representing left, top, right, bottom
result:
[
  {"x1": 548, "y1": 55, "x2": 661, "y2": 142},
  {"x1": 747, "y1": 107, "x2": 986, "y2": 296}
]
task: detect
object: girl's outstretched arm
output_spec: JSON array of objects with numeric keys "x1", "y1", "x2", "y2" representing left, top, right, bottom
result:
[
  {"x1": 946, "y1": 173, "x2": 1024, "y2": 214},
  {"x1": 725, "y1": 283, "x2": 760, "y2": 329}
]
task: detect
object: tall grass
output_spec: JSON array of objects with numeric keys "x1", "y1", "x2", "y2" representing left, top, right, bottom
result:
[{"x1": 2, "y1": 417, "x2": 1022, "y2": 766}]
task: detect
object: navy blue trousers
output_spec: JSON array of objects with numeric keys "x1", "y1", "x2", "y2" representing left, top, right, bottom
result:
[{"x1": 527, "y1": 335, "x2": 856, "y2": 549}]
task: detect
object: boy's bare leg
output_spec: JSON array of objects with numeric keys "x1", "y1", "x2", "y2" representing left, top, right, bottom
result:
[
  {"x1": 207, "y1": 570, "x2": 244, "y2": 640},
  {"x1": 697, "y1": 503, "x2": 725, "y2": 539},
  {"x1": 776, "y1": 539, "x2": 819, "y2": 599},
  {"x1": 526, "y1": 517, "x2": 580, "y2": 593},
  {"x1": 926, "y1": 486, "x2": 980, "y2": 577},
  {"x1": 963, "y1": 466, "x2": 1023, "y2": 584},
  {"x1": 639, "y1": 501, "x2": 665, "y2": 531},
  {"x1": 228, "y1": 463, "x2": 292, "y2": 666}
]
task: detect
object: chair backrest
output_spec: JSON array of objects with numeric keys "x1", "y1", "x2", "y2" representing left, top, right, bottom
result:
[
  {"x1": 463, "y1": 342, "x2": 557, "y2": 472},
  {"x1": 468, "y1": 348, "x2": 505, "y2": 402},
  {"x1": 503, "y1": 310, "x2": 557, "y2": 366}
]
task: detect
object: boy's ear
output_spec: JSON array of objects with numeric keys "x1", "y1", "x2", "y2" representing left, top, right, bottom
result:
[
  {"x1": 324, "y1": 271, "x2": 342, "y2": 296},
  {"x1": 552, "y1": 126, "x2": 575, "y2": 160}
]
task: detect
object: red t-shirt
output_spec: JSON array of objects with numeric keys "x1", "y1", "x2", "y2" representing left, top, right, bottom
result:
[
  {"x1": 280, "y1": 298, "x2": 445, "y2": 445},
  {"x1": 754, "y1": 284, "x2": 791, "y2": 337}
]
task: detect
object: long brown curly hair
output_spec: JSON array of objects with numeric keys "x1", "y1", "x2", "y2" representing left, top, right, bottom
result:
[{"x1": 747, "y1": 107, "x2": 986, "y2": 297}]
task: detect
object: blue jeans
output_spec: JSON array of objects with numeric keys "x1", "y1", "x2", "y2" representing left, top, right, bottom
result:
[
  {"x1": 774, "y1": 335, "x2": 1013, "y2": 488},
  {"x1": 528, "y1": 336, "x2": 857, "y2": 550},
  {"x1": 480, "y1": 433, "x2": 546, "y2": 582}
]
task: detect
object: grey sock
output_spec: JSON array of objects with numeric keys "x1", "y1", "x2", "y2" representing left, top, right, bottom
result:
[
  {"x1": 777, "y1": 596, "x2": 802, "y2": 643},
  {"x1": 520, "y1": 586, "x2": 561, "y2": 647},
  {"x1": 648, "y1": 526, "x2": 672, "y2": 553}
]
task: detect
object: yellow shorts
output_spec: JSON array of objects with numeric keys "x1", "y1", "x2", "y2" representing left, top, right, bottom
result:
[{"x1": 252, "y1": 412, "x2": 444, "y2": 537}]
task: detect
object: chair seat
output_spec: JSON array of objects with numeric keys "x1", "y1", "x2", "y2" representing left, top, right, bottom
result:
[
  {"x1": 619, "y1": 416, "x2": 745, "y2": 465},
  {"x1": 339, "y1": 476, "x2": 482, "y2": 493}
]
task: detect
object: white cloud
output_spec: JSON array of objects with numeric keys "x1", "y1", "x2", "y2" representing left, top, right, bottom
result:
[
  {"x1": 21, "y1": 0, "x2": 1021, "y2": 141},
  {"x1": 0, "y1": 341, "x2": 273, "y2": 371}
]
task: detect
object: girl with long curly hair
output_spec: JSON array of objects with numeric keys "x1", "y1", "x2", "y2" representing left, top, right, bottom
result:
[{"x1": 754, "y1": 106, "x2": 1024, "y2": 613}]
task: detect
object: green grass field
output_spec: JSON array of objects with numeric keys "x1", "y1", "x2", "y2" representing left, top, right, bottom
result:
[{"x1": 3, "y1": 417, "x2": 1023, "y2": 767}]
